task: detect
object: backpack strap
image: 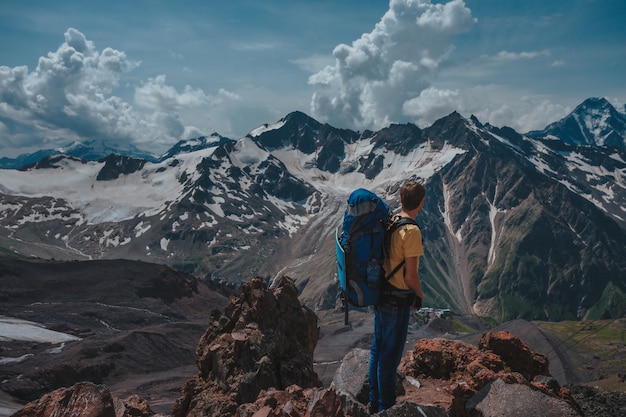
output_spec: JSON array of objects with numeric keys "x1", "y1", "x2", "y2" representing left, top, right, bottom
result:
[
  {"x1": 383, "y1": 216, "x2": 418, "y2": 281},
  {"x1": 384, "y1": 260, "x2": 406, "y2": 281}
]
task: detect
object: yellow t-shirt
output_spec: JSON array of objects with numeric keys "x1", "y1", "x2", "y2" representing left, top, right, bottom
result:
[{"x1": 384, "y1": 219, "x2": 423, "y2": 290}]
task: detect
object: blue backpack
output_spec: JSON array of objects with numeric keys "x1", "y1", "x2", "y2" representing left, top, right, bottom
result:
[{"x1": 335, "y1": 189, "x2": 415, "y2": 323}]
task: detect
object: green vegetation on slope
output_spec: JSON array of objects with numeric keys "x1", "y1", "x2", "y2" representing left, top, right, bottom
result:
[{"x1": 535, "y1": 319, "x2": 626, "y2": 392}]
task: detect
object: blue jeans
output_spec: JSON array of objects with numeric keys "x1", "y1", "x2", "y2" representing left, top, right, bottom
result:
[{"x1": 368, "y1": 304, "x2": 411, "y2": 412}]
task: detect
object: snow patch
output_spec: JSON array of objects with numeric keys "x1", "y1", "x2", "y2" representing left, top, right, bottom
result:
[
  {"x1": 486, "y1": 188, "x2": 506, "y2": 266},
  {"x1": 0, "y1": 147, "x2": 219, "y2": 223},
  {"x1": 441, "y1": 183, "x2": 461, "y2": 242},
  {"x1": 249, "y1": 120, "x2": 286, "y2": 137},
  {"x1": 231, "y1": 136, "x2": 269, "y2": 167},
  {"x1": 134, "y1": 221, "x2": 151, "y2": 237},
  {"x1": 0, "y1": 316, "x2": 81, "y2": 343}
]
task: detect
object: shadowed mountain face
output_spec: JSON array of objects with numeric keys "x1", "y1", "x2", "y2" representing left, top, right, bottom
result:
[
  {"x1": 420, "y1": 119, "x2": 626, "y2": 321},
  {"x1": 0, "y1": 98, "x2": 625, "y2": 322}
]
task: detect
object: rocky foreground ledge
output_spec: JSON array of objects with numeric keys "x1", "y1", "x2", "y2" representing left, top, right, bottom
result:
[{"x1": 9, "y1": 276, "x2": 615, "y2": 416}]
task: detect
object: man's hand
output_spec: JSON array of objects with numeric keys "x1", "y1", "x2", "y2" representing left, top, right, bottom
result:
[{"x1": 412, "y1": 296, "x2": 422, "y2": 310}]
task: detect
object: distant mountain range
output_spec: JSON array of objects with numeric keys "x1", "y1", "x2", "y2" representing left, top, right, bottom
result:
[
  {"x1": 0, "y1": 97, "x2": 624, "y2": 322},
  {"x1": 0, "y1": 139, "x2": 159, "y2": 169},
  {"x1": 0, "y1": 133, "x2": 236, "y2": 170}
]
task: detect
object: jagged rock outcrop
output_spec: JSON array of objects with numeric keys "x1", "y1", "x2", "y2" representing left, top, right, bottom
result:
[
  {"x1": 96, "y1": 154, "x2": 147, "y2": 181},
  {"x1": 11, "y1": 382, "x2": 154, "y2": 417},
  {"x1": 398, "y1": 332, "x2": 581, "y2": 416},
  {"x1": 172, "y1": 276, "x2": 324, "y2": 417},
  {"x1": 330, "y1": 331, "x2": 582, "y2": 416},
  {"x1": 477, "y1": 330, "x2": 549, "y2": 381}
]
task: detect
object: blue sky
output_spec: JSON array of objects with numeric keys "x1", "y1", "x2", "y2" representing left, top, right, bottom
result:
[{"x1": 0, "y1": 0, "x2": 624, "y2": 158}]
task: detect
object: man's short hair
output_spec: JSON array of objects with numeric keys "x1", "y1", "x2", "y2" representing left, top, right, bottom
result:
[{"x1": 400, "y1": 181, "x2": 426, "y2": 211}]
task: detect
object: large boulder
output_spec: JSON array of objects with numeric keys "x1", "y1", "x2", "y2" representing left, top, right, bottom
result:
[
  {"x1": 11, "y1": 382, "x2": 153, "y2": 417},
  {"x1": 398, "y1": 332, "x2": 581, "y2": 416},
  {"x1": 466, "y1": 379, "x2": 581, "y2": 417},
  {"x1": 331, "y1": 348, "x2": 371, "y2": 404},
  {"x1": 477, "y1": 330, "x2": 549, "y2": 380},
  {"x1": 173, "y1": 276, "x2": 322, "y2": 417},
  {"x1": 330, "y1": 348, "x2": 373, "y2": 417}
]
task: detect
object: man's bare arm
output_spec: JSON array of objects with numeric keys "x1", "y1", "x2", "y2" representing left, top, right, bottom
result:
[{"x1": 404, "y1": 256, "x2": 424, "y2": 300}]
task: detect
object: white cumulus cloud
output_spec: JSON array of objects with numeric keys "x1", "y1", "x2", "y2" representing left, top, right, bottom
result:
[
  {"x1": 309, "y1": 0, "x2": 476, "y2": 131},
  {"x1": 135, "y1": 75, "x2": 209, "y2": 112},
  {"x1": 404, "y1": 85, "x2": 572, "y2": 132},
  {"x1": 493, "y1": 49, "x2": 551, "y2": 61},
  {"x1": 0, "y1": 28, "x2": 234, "y2": 156}
]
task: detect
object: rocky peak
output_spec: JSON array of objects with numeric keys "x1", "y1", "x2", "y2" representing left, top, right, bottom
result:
[
  {"x1": 172, "y1": 276, "x2": 323, "y2": 416},
  {"x1": 158, "y1": 133, "x2": 234, "y2": 161},
  {"x1": 96, "y1": 154, "x2": 147, "y2": 181},
  {"x1": 251, "y1": 111, "x2": 321, "y2": 153},
  {"x1": 371, "y1": 122, "x2": 423, "y2": 156},
  {"x1": 576, "y1": 97, "x2": 614, "y2": 114},
  {"x1": 22, "y1": 154, "x2": 85, "y2": 170},
  {"x1": 423, "y1": 111, "x2": 478, "y2": 149},
  {"x1": 283, "y1": 110, "x2": 321, "y2": 128},
  {"x1": 528, "y1": 97, "x2": 626, "y2": 147}
]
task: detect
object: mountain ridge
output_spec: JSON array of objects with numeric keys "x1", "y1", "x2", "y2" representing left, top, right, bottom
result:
[
  {"x1": 0, "y1": 139, "x2": 160, "y2": 170},
  {"x1": 0, "y1": 97, "x2": 624, "y2": 322}
]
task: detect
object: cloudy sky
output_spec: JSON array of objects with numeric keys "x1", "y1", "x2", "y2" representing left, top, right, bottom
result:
[{"x1": 0, "y1": 0, "x2": 624, "y2": 158}]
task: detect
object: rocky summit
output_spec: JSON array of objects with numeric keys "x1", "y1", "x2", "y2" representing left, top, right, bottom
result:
[
  {"x1": 173, "y1": 276, "x2": 322, "y2": 416},
  {"x1": 11, "y1": 275, "x2": 622, "y2": 417}
]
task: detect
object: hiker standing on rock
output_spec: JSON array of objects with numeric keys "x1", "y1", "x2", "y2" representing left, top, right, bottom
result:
[{"x1": 368, "y1": 181, "x2": 425, "y2": 413}]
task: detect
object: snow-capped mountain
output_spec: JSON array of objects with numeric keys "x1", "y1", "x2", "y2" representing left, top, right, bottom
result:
[
  {"x1": 527, "y1": 97, "x2": 626, "y2": 147},
  {"x1": 0, "y1": 139, "x2": 159, "y2": 169},
  {"x1": 0, "y1": 98, "x2": 625, "y2": 322},
  {"x1": 157, "y1": 133, "x2": 234, "y2": 162}
]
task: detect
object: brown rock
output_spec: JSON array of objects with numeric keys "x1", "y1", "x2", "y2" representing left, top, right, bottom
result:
[
  {"x1": 173, "y1": 276, "x2": 322, "y2": 417},
  {"x1": 399, "y1": 338, "x2": 508, "y2": 388},
  {"x1": 478, "y1": 331, "x2": 550, "y2": 380},
  {"x1": 308, "y1": 386, "x2": 345, "y2": 417},
  {"x1": 114, "y1": 394, "x2": 155, "y2": 417},
  {"x1": 12, "y1": 382, "x2": 156, "y2": 417},
  {"x1": 238, "y1": 385, "x2": 344, "y2": 417},
  {"x1": 12, "y1": 382, "x2": 117, "y2": 417},
  {"x1": 397, "y1": 333, "x2": 581, "y2": 415}
]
